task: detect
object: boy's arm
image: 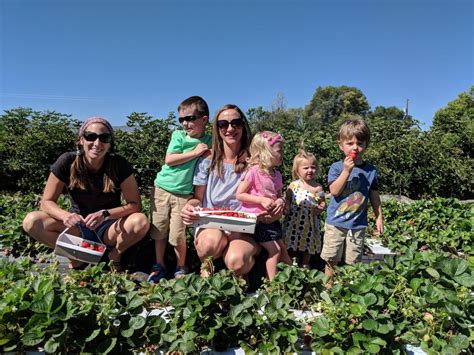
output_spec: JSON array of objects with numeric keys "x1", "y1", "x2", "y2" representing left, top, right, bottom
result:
[
  {"x1": 369, "y1": 189, "x2": 384, "y2": 236},
  {"x1": 329, "y1": 157, "x2": 354, "y2": 197},
  {"x1": 165, "y1": 143, "x2": 209, "y2": 167}
]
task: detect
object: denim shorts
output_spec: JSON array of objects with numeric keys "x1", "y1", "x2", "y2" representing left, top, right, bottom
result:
[
  {"x1": 253, "y1": 221, "x2": 283, "y2": 243},
  {"x1": 78, "y1": 219, "x2": 115, "y2": 244}
]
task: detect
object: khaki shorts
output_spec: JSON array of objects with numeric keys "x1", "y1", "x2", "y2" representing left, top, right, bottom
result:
[
  {"x1": 320, "y1": 224, "x2": 366, "y2": 265},
  {"x1": 150, "y1": 186, "x2": 192, "y2": 246}
]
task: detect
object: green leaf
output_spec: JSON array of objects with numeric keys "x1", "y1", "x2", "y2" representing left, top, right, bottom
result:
[
  {"x1": 350, "y1": 303, "x2": 365, "y2": 316},
  {"x1": 352, "y1": 332, "x2": 367, "y2": 346},
  {"x1": 439, "y1": 258, "x2": 467, "y2": 277},
  {"x1": 85, "y1": 328, "x2": 101, "y2": 342},
  {"x1": 97, "y1": 337, "x2": 117, "y2": 354},
  {"x1": 363, "y1": 293, "x2": 377, "y2": 306},
  {"x1": 120, "y1": 327, "x2": 134, "y2": 337},
  {"x1": 312, "y1": 316, "x2": 330, "y2": 336},
  {"x1": 31, "y1": 290, "x2": 54, "y2": 313},
  {"x1": 449, "y1": 334, "x2": 470, "y2": 350},
  {"x1": 453, "y1": 273, "x2": 474, "y2": 287},
  {"x1": 426, "y1": 267, "x2": 440, "y2": 279},
  {"x1": 44, "y1": 338, "x2": 60, "y2": 353},
  {"x1": 409, "y1": 278, "x2": 423, "y2": 290},
  {"x1": 129, "y1": 315, "x2": 146, "y2": 330},
  {"x1": 362, "y1": 319, "x2": 378, "y2": 331},
  {"x1": 376, "y1": 323, "x2": 392, "y2": 334},
  {"x1": 127, "y1": 295, "x2": 144, "y2": 309},
  {"x1": 364, "y1": 343, "x2": 380, "y2": 353}
]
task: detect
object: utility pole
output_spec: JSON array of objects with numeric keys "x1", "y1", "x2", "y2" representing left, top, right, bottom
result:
[{"x1": 403, "y1": 99, "x2": 409, "y2": 119}]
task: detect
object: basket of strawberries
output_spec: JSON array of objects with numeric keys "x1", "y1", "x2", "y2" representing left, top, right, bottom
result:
[
  {"x1": 192, "y1": 207, "x2": 257, "y2": 234},
  {"x1": 54, "y1": 228, "x2": 106, "y2": 264}
]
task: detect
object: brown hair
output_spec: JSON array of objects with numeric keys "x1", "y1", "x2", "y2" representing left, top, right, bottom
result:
[
  {"x1": 337, "y1": 118, "x2": 371, "y2": 145},
  {"x1": 69, "y1": 118, "x2": 118, "y2": 192},
  {"x1": 178, "y1": 96, "x2": 209, "y2": 117},
  {"x1": 291, "y1": 142, "x2": 319, "y2": 180},
  {"x1": 210, "y1": 104, "x2": 252, "y2": 177}
]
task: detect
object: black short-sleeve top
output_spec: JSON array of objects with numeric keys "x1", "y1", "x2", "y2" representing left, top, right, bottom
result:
[{"x1": 51, "y1": 152, "x2": 134, "y2": 217}]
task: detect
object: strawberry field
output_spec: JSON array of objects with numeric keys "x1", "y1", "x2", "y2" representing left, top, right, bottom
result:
[{"x1": 0, "y1": 193, "x2": 473, "y2": 354}]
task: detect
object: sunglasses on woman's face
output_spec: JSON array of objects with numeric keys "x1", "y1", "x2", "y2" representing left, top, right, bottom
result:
[
  {"x1": 178, "y1": 115, "x2": 200, "y2": 124},
  {"x1": 83, "y1": 131, "x2": 112, "y2": 143},
  {"x1": 216, "y1": 118, "x2": 244, "y2": 130}
]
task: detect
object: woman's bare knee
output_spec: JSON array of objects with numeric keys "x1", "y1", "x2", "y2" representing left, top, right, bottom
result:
[
  {"x1": 123, "y1": 213, "x2": 149, "y2": 236},
  {"x1": 225, "y1": 251, "x2": 254, "y2": 275},
  {"x1": 195, "y1": 232, "x2": 227, "y2": 259}
]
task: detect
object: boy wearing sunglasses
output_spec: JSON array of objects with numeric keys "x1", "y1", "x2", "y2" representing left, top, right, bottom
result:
[{"x1": 149, "y1": 96, "x2": 212, "y2": 282}]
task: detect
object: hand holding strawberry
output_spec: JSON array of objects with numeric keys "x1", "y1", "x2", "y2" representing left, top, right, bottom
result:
[{"x1": 349, "y1": 151, "x2": 358, "y2": 160}]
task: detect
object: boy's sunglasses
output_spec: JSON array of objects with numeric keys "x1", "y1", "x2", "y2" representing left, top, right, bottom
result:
[
  {"x1": 83, "y1": 131, "x2": 112, "y2": 143},
  {"x1": 216, "y1": 118, "x2": 244, "y2": 130},
  {"x1": 178, "y1": 115, "x2": 200, "y2": 124}
]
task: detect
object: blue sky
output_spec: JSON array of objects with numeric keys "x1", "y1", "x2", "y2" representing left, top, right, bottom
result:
[{"x1": 1, "y1": 0, "x2": 472, "y2": 129}]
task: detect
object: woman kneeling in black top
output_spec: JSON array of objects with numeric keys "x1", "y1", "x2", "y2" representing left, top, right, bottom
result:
[{"x1": 23, "y1": 116, "x2": 149, "y2": 270}]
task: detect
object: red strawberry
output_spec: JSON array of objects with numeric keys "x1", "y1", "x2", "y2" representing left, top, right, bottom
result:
[
  {"x1": 81, "y1": 241, "x2": 90, "y2": 248},
  {"x1": 349, "y1": 151, "x2": 358, "y2": 160},
  {"x1": 97, "y1": 245, "x2": 105, "y2": 252}
]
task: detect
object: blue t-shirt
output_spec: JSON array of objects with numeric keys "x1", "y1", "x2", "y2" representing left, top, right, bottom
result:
[{"x1": 325, "y1": 161, "x2": 379, "y2": 229}]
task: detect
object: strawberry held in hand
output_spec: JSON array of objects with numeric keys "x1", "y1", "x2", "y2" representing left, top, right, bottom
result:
[{"x1": 349, "y1": 151, "x2": 358, "y2": 160}]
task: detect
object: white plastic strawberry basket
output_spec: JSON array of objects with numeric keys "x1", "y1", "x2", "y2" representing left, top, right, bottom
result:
[
  {"x1": 54, "y1": 228, "x2": 106, "y2": 264},
  {"x1": 191, "y1": 210, "x2": 257, "y2": 234}
]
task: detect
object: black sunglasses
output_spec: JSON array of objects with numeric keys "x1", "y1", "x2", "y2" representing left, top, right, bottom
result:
[
  {"x1": 216, "y1": 118, "x2": 244, "y2": 130},
  {"x1": 83, "y1": 131, "x2": 112, "y2": 143},
  {"x1": 178, "y1": 115, "x2": 201, "y2": 124}
]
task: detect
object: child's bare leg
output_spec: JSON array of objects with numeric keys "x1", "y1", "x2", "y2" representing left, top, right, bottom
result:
[
  {"x1": 324, "y1": 261, "x2": 336, "y2": 289},
  {"x1": 261, "y1": 241, "x2": 281, "y2": 280},
  {"x1": 301, "y1": 252, "x2": 311, "y2": 268},
  {"x1": 277, "y1": 240, "x2": 292, "y2": 265},
  {"x1": 174, "y1": 239, "x2": 187, "y2": 268},
  {"x1": 154, "y1": 238, "x2": 167, "y2": 266}
]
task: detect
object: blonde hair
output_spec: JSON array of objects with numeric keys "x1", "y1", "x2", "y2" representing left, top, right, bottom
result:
[
  {"x1": 291, "y1": 143, "x2": 319, "y2": 180},
  {"x1": 338, "y1": 118, "x2": 371, "y2": 145},
  {"x1": 247, "y1": 131, "x2": 283, "y2": 174}
]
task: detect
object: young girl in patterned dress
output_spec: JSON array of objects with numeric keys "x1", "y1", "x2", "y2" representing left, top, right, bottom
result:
[{"x1": 284, "y1": 147, "x2": 326, "y2": 268}]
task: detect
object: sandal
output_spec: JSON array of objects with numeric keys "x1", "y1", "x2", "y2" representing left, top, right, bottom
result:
[
  {"x1": 147, "y1": 263, "x2": 167, "y2": 283},
  {"x1": 200, "y1": 257, "x2": 214, "y2": 278},
  {"x1": 174, "y1": 266, "x2": 186, "y2": 278}
]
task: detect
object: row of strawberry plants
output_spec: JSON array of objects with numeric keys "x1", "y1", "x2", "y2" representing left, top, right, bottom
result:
[
  {"x1": 0, "y1": 258, "x2": 302, "y2": 353},
  {"x1": 374, "y1": 198, "x2": 473, "y2": 255},
  {"x1": 2, "y1": 194, "x2": 471, "y2": 258},
  {"x1": 1, "y1": 250, "x2": 472, "y2": 353}
]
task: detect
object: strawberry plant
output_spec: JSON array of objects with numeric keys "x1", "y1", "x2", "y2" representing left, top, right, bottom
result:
[
  {"x1": 262, "y1": 263, "x2": 326, "y2": 310},
  {"x1": 145, "y1": 270, "x2": 300, "y2": 353}
]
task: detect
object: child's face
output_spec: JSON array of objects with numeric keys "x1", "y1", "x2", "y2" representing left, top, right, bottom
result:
[
  {"x1": 271, "y1": 142, "x2": 283, "y2": 167},
  {"x1": 297, "y1": 158, "x2": 317, "y2": 182},
  {"x1": 179, "y1": 104, "x2": 208, "y2": 138},
  {"x1": 338, "y1": 136, "x2": 367, "y2": 162}
]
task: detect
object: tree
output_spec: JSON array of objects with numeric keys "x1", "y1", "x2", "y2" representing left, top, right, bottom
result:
[
  {"x1": 0, "y1": 108, "x2": 79, "y2": 193},
  {"x1": 304, "y1": 86, "x2": 370, "y2": 127},
  {"x1": 115, "y1": 112, "x2": 177, "y2": 194},
  {"x1": 432, "y1": 87, "x2": 473, "y2": 158}
]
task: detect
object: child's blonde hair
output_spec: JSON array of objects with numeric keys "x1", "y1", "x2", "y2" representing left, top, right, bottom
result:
[
  {"x1": 291, "y1": 143, "x2": 319, "y2": 180},
  {"x1": 338, "y1": 118, "x2": 371, "y2": 146},
  {"x1": 248, "y1": 131, "x2": 283, "y2": 174}
]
